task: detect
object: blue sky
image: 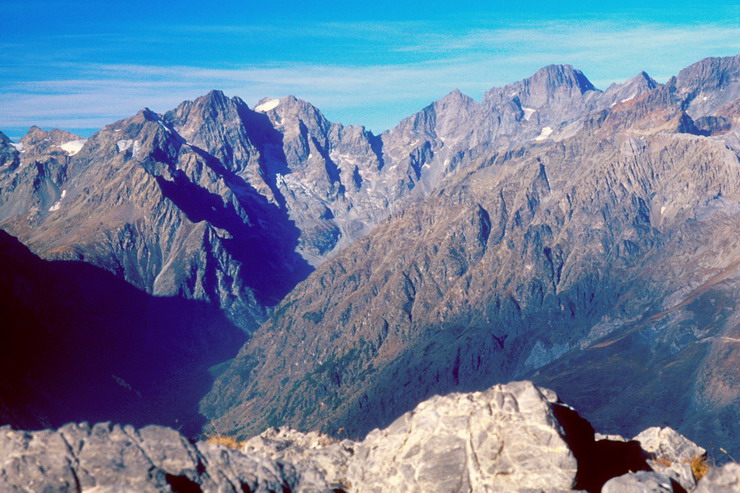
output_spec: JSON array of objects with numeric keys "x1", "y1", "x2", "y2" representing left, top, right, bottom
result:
[{"x1": 2, "y1": 1, "x2": 739, "y2": 140}]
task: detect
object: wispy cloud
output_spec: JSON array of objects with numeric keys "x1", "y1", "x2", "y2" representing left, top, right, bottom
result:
[{"x1": 2, "y1": 20, "x2": 739, "y2": 136}]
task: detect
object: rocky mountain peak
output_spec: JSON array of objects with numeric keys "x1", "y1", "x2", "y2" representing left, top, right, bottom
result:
[
  {"x1": 675, "y1": 54, "x2": 740, "y2": 91},
  {"x1": 599, "y1": 71, "x2": 661, "y2": 110},
  {"x1": 161, "y1": 90, "x2": 258, "y2": 173},
  {"x1": 481, "y1": 64, "x2": 600, "y2": 127},
  {"x1": 530, "y1": 63, "x2": 597, "y2": 95},
  {"x1": 613, "y1": 71, "x2": 660, "y2": 95},
  {"x1": 202, "y1": 88, "x2": 230, "y2": 104},
  {"x1": 16, "y1": 126, "x2": 83, "y2": 157},
  {"x1": 140, "y1": 107, "x2": 161, "y2": 121},
  {"x1": 264, "y1": 95, "x2": 330, "y2": 129},
  {"x1": 20, "y1": 125, "x2": 46, "y2": 141},
  {"x1": 164, "y1": 91, "x2": 247, "y2": 131},
  {"x1": 0, "y1": 131, "x2": 19, "y2": 170},
  {"x1": 438, "y1": 88, "x2": 473, "y2": 105},
  {"x1": 192, "y1": 90, "x2": 246, "y2": 121},
  {"x1": 671, "y1": 54, "x2": 740, "y2": 117},
  {"x1": 20, "y1": 126, "x2": 79, "y2": 146},
  {"x1": 634, "y1": 70, "x2": 659, "y2": 89}
]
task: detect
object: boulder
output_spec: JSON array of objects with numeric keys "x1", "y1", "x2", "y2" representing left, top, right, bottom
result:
[
  {"x1": 634, "y1": 427, "x2": 707, "y2": 490},
  {"x1": 694, "y1": 462, "x2": 740, "y2": 493},
  {"x1": 602, "y1": 471, "x2": 675, "y2": 492},
  {"x1": 347, "y1": 381, "x2": 578, "y2": 492},
  {"x1": 241, "y1": 427, "x2": 355, "y2": 491}
]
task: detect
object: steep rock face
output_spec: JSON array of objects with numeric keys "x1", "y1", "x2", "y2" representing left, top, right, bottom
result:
[
  {"x1": 0, "y1": 381, "x2": 723, "y2": 493},
  {"x1": 673, "y1": 54, "x2": 740, "y2": 118},
  {"x1": 247, "y1": 95, "x2": 389, "y2": 262},
  {"x1": 0, "y1": 131, "x2": 19, "y2": 167},
  {"x1": 203, "y1": 56, "x2": 740, "y2": 459},
  {"x1": 483, "y1": 64, "x2": 598, "y2": 125}
]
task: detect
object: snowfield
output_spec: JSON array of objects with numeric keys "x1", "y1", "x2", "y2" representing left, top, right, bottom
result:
[{"x1": 60, "y1": 139, "x2": 87, "y2": 155}]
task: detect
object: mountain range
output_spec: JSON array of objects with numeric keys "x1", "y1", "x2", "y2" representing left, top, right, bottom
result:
[{"x1": 1, "y1": 54, "x2": 738, "y2": 460}]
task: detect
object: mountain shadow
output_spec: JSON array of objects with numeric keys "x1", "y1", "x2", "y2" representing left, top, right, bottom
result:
[
  {"x1": 151, "y1": 117, "x2": 314, "y2": 307},
  {"x1": 0, "y1": 230, "x2": 246, "y2": 437}
]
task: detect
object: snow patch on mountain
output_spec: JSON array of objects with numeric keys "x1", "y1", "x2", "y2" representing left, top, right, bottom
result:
[
  {"x1": 255, "y1": 99, "x2": 280, "y2": 112},
  {"x1": 158, "y1": 121, "x2": 172, "y2": 134},
  {"x1": 60, "y1": 139, "x2": 87, "y2": 156},
  {"x1": 534, "y1": 127, "x2": 553, "y2": 141},
  {"x1": 523, "y1": 107, "x2": 536, "y2": 120},
  {"x1": 48, "y1": 190, "x2": 66, "y2": 212},
  {"x1": 117, "y1": 140, "x2": 133, "y2": 152},
  {"x1": 10, "y1": 142, "x2": 23, "y2": 151}
]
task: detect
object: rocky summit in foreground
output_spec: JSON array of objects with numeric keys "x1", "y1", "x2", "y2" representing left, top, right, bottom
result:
[{"x1": 1, "y1": 382, "x2": 737, "y2": 493}]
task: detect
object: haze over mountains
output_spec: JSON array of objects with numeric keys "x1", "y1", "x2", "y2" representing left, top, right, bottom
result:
[{"x1": 1, "y1": 54, "x2": 738, "y2": 461}]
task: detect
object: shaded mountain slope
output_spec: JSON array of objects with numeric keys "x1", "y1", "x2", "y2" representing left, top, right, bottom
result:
[{"x1": 0, "y1": 230, "x2": 245, "y2": 435}]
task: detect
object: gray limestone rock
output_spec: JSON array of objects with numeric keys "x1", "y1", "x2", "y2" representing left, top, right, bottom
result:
[
  {"x1": 0, "y1": 422, "x2": 297, "y2": 493},
  {"x1": 602, "y1": 471, "x2": 675, "y2": 493},
  {"x1": 347, "y1": 381, "x2": 578, "y2": 492},
  {"x1": 634, "y1": 427, "x2": 707, "y2": 463},
  {"x1": 241, "y1": 427, "x2": 354, "y2": 491},
  {"x1": 0, "y1": 381, "x2": 732, "y2": 493},
  {"x1": 635, "y1": 427, "x2": 707, "y2": 491},
  {"x1": 694, "y1": 462, "x2": 740, "y2": 493}
]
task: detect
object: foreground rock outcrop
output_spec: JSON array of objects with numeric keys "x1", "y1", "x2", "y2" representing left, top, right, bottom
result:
[{"x1": 1, "y1": 381, "x2": 733, "y2": 492}]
